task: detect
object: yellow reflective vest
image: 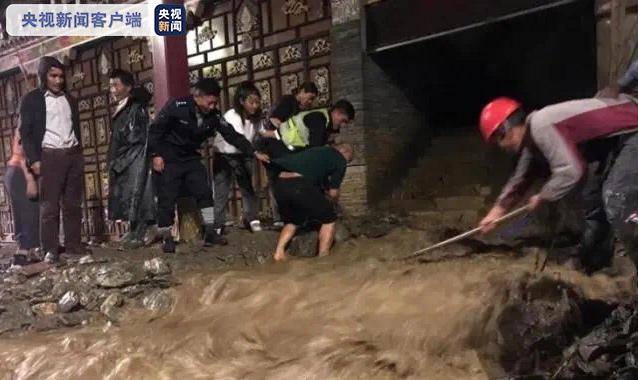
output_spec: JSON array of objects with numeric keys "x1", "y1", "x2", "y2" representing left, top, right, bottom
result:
[{"x1": 278, "y1": 108, "x2": 329, "y2": 149}]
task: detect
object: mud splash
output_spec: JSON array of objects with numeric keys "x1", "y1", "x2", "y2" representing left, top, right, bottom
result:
[{"x1": 0, "y1": 228, "x2": 633, "y2": 379}]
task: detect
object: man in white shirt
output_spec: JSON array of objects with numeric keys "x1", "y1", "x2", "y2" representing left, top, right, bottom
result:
[{"x1": 19, "y1": 56, "x2": 88, "y2": 263}]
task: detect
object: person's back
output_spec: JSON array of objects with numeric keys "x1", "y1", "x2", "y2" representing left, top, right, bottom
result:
[{"x1": 528, "y1": 95, "x2": 638, "y2": 145}]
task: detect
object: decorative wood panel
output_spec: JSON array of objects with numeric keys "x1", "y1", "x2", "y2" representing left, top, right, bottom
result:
[
  {"x1": 189, "y1": 0, "x2": 333, "y2": 222},
  {"x1": 0, "y1": 70, "x2": 30, "y2": 241},
  {"x1": 0, "y1": 0, "x2": 334, "y2": 242}
]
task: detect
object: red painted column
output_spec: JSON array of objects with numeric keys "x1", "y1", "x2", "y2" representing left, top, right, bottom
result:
[{"x1": 151, "y1": 1, "x2": 190, "y2": 107}]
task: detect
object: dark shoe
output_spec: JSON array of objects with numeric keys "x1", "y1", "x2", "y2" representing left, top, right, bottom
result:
[
  {"x1": 204, "y1": 226, "x2": 228, "y2": 246},
  {"x1": 121, "y1": 240, "x2": 144, "y2": 250},
  {"x1": 44, "y1": 251, "x2": 60, "y2": 264},
  {"x1": 11, "y1": 254, "x2": 29, "y2": 267},
  {"x1": 162, "y1": 236, "x2": 176, "y2": 253},
  {"x1": 67, "y1": 247, "x2": 93, "y2": 256}
]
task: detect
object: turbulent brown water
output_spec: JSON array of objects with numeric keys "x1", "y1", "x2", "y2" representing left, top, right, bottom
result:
[{"x1": 0, "y1": 228, "x2": 633, "y2": 380}]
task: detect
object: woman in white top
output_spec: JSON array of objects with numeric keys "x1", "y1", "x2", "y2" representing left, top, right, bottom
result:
[{"x1": 212, "y1": 81, "x2": 263, "y2": 233}]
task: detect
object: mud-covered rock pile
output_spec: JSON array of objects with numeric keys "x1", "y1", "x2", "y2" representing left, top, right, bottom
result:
[
  {"x1": 0, "y1": 256, "x2": 177, "y2": 336},
  {"x1": 559, "y1": 299, "x2": 638, "y2": 380}
]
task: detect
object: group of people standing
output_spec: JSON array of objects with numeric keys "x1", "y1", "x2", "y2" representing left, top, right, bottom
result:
[{"x1": 4, "y1": 55, "x2": 355, "y2": 264}]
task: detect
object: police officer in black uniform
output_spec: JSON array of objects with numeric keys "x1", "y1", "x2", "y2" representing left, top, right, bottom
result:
[{"x1": 149, "y1": 78, "x2": 269, "y2": 253}]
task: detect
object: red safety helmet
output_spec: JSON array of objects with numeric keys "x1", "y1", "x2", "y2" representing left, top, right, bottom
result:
[{"x1": 479, "y1": 97, "x2": 522, "y2": 142}]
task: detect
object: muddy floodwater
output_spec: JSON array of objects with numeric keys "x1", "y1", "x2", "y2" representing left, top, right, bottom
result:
[{"x1": 0, "y1": 227, "x2": 633, "y2": 379}]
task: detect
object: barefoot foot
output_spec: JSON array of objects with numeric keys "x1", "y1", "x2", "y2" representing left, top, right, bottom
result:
[{"x1": 273, "y1": 250, "x2": 288, "y2": 261}]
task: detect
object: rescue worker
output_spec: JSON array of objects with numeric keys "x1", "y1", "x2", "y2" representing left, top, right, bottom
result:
[
  {"x1": 268, "y1": 81, "x2": 319, "y2": 128},
  {"x1": 277, "y1": 99, "x2": 355, "y2": 151},
  {"x1": 258, "y1": 99, "x2": 355, "y2": 158},
  {"x1": 478, "y1": 96, "x2": 638, "y2": 274},
  {"x1": 149, "y1": 78, "x2": 269, "y2": 253}
]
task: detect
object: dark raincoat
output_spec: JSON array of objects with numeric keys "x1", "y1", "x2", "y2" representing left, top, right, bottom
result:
[{"x1": 107, "y1": 87, "x2": 155, "y2": 224}]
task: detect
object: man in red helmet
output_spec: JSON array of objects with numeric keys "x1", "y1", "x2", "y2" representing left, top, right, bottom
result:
[{"x1": 478, "y1": 96, "x2": 638, "y2": 274}]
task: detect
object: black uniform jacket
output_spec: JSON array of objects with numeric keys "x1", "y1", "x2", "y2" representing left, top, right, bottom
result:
[{"x1": 149, "y1": 95, "x2": 254, "y2": 163}]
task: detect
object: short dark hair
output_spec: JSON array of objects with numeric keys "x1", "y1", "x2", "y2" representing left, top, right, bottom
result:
[
  {"x1": 109, "y1": 69, "x2": 135, "y2": 87},
  {"x1": 331, "y1": 99, "x2": 355, "y2": 121},
  {"x1": 297, "y1": 81, "x2": 319, "y2": 95},
  {"x1": 193, "y1": 78, "x2": 221, "y2": 96},
  {"x1": 233, "y1": 81, "x2": 261, "y2": 123}
]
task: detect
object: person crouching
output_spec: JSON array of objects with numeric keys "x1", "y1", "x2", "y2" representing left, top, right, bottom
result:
[{"x1": 271, "y1": 144, "x2": 354, "y2": 261}]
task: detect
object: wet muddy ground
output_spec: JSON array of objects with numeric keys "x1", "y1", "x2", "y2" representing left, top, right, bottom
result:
[{"x1": 0, "y1": 218, "x2": 635, "y2": 379}]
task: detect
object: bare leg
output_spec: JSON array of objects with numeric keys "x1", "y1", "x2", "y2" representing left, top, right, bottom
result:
[
  {"x1": 318, "y1": 222, "x2": 336, "y2": 257},
  {"x1": 274, "y1": 223, "x2": 297, "y2": 261}
]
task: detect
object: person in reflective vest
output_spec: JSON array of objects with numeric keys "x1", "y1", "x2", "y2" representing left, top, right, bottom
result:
[{"x1": 274, "y1": 99, "x2": 355, "y2": 152}]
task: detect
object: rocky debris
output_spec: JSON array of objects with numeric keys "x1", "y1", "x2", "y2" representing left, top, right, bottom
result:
[
  {"x1": 288, "y1": 232, "x2": 319, "y2": 258},
  {"x1": 142, "y1": 290, "x2": 173, "y2": 312},
  {"x1": 144, "y1": 258, "x2": 171, "y2": 276},
  {"x1": 58, "y1": 291, "x2": 80, "y2": 313},
  {"x1": 559, "y1": 300, "x2": 638, "y2": 379},
  {"x1": 475, "y1": 274, "x2": 585, "y2": 379},
  {"x1": 0, "y1": 254, "x2": 178, "y2": 337},
  {"x1": 32, "y1": 302, "x2": 57, "y2": 316},
  {"x1": 78, "y1": 255, "x2": 95, "y2": 265},
  {"x1": 334, "y1": 223, "x2": 353, "y2": 243},
  {"x1": 94, "y1": 263, "x2": 144, "y2": 288},
  {"x1": 344, "y1": 214, "x2": 400, "y2": 239},
  {"x1": 0, "y1": 302, "x2": 34, "y2": 335},
  {"x1": 287, "y1": 215, "x2": 398, "y2": 258},
  {"x1": 100, "y1": 293, "x2": 124, "y2": 320}
]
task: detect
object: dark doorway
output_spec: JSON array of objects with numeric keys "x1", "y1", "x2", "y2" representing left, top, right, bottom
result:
[{"x1": 368, "y1": 0, "x2": 597, "y2": 129}]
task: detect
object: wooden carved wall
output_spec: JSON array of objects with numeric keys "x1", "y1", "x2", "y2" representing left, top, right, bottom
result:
[
  {"x1": 187, "y1": 0, "x2": 333, "y2": 221},
  {"x1": 0, "y1": 70, "x2": 31, "y2": 241},
  {"x1": 0, "y1": 0, "x2": 333, "y2": 242}
]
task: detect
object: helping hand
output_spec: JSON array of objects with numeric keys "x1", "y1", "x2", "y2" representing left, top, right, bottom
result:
[{"x1": 254, "y1": 152, "x2": 270, "y2": 163}]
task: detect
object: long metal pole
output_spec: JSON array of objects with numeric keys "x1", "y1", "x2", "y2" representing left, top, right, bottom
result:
[{"x1": 400, "y1": 206, "x2": 530, "y2": 261}]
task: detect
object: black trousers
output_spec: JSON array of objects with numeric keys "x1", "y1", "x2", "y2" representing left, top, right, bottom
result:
[
  {"x1": 153, "y1": 160, "x2": 213, "y2": 228},
  {"x1": 273, "y1": 177, "x2": 336, "y2": 226},
  {"x1": 580, "y1": 133, "x2": 638, "y2": 271},
  {"x1": 3, "y1": 166, "x2": 40, "y2": 250}
]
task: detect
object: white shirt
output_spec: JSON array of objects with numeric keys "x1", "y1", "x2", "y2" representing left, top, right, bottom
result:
[
  {"x1": 41, "y1": 90, "x2": 78, "y2": 149},
  {"x1": 213, "y1": 108, "x2": 257, "y2": 154},
  {"x1": 112, "y1": 96, "x2": 129, "y2": 117}
]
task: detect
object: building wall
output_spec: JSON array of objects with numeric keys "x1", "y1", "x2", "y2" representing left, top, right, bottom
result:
[{"x1": 0, "y1": 0, "x2": 336, "y2": 242}]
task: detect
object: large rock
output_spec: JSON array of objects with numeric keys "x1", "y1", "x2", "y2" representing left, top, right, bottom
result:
[
  {"x1": 288, "y1": 232, "x2": 318, "y2": 257},
  {"x1": 474, "y1": 274, "x2": 585, "y2": 379},
  {"x1": 100, "y1": 293, "x2": 124, "y2": 320},
  {"x1": 144, "y1": 258, "x2": 171, "y2": 276},
  {"x1": 0, "y1": 301, "x2": 35, "y2": 335},
  {"x1": 58, "y1": 291, "x2": 80, "y2": 313},
  {"x1": 561, "y1": 300, "x2": 638, "y2": 379},
  {"x1": 142, "y1": 290, "x2": 173, "y2": 312},
  {"x1": 32, "y1": 302, "x2": 57, "y2": 316},
  {"x1": 94, "y1": 263, "x2": 143, "y2": 288}
]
